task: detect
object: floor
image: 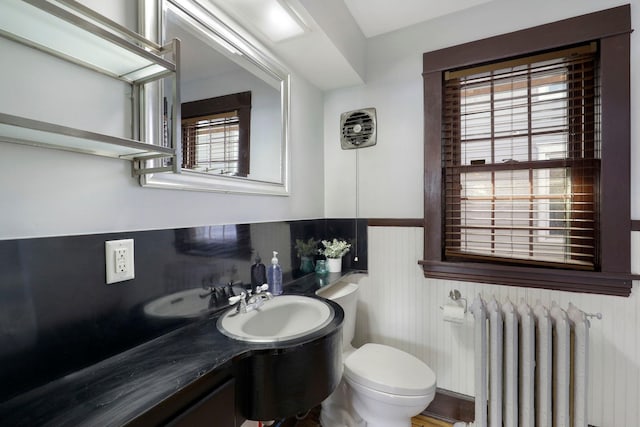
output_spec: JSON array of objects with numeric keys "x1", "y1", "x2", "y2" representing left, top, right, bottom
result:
[
  {"x1": 240, "y1": 406, "x2": 320, "y2": 427},
  {"x1": 285, "y1": 406, "x2": 321, "y2": 427},
  {"x1": 241, "y1": 407, "x2": 453, "y2": 427}
]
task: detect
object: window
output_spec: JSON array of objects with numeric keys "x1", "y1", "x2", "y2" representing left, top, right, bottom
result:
[
  {"x1": 181, "y1": 91, "x2": 251, "y2": 177},
  {"x1": 420, "y1": 6, "x2": 632, "y2": 296},
  {"x1": 443, "y1": 44, "x2": 599, "y2": 270},
  {"x1": 182, "y1": 111, "x2": 243, "y2": 175}
]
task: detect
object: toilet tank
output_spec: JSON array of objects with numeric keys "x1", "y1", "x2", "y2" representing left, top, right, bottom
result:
[{"x1": 317, "y1": 281, "x2": 359, "y2": 351}]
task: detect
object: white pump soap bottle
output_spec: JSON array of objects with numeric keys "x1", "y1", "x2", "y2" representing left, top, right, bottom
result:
[{"x1": 267, "y1": 251, "x2": 283, "y2": 295}]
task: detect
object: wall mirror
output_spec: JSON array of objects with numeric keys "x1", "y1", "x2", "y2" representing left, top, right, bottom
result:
[{"x1": 140, "y1": 0, "x2": 290, "y2": 195}]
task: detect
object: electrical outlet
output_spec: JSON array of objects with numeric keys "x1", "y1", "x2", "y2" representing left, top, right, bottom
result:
[
  {"x1": 105, "y1": 239, "x2": 135, "y2": 284},
  {"x1": 115, "y1": 248, "x2": 127, "y2": 273}
]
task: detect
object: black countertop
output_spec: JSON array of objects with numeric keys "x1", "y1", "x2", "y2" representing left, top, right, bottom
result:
[{"x1": 0, "y1": 272, "x2": 355, "y2": 426}]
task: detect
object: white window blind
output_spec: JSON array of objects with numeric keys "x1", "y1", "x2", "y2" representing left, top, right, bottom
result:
[
  {"x1": 182, "y1": 110, "x2": 240, "y2": 175},
  {"x1": 442, "y1": 43, "x2": 600, "y2": 269}
]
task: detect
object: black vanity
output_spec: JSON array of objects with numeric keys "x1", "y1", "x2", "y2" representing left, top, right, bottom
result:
[{"x1": 0, "y1": 273, "x2": 346, "y2": 426}]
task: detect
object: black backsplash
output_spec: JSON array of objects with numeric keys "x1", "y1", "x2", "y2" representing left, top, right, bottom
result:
[{"x1": 0, "y1": 219, "x2": 367, "y2": 402}]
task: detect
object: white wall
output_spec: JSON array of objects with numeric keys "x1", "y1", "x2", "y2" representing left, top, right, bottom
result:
[
  {"x1": 0, "y1": 1, "x2": 325, "y2": 240},
  {"x1": 358, "y1": 227, "x2": 640, "y2": 427},
  {"x1": 324, "y1": 0, "x2": 638, "y2": 219},
  {"x1": 323, "y1": 1, "x2": 640, "y2": 426}
]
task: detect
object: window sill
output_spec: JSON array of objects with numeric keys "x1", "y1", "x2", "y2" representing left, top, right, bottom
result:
[{"x1": 418, "y1": 259, "x2": 634, "y2": 297}]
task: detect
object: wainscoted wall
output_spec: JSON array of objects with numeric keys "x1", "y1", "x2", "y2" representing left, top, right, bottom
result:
[
  {"x1": 0, "y1": 219, "x2": 367, "y2": 403},
  {"x1": 357, "y1": 226, "x2": 640, "y2": 427}
]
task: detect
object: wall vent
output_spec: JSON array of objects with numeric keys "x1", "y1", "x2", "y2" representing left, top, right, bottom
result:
[{"x1": 340, "y1": 108, "x2": 377, "y2": 149}]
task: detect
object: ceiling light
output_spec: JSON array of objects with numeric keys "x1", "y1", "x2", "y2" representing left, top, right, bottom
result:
[{"x1": 213, "y1": 0, "x2": 309, "y2": 43}]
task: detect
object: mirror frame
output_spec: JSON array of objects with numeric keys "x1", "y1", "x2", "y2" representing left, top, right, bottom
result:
[{"x1": 139, "y1": 0, "x2": 290, "y2": 196}]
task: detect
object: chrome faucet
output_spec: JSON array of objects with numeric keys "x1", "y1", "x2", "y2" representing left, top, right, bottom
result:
[
  {"x1": 250, "y1": 283, "x2": 273, "y2": 302},
  {"x1": 229, "y1": 284, "x2": 273, "y2": 314},
  {"x1": 228, "y1": 292, "x2": 249, "y2": 313}
]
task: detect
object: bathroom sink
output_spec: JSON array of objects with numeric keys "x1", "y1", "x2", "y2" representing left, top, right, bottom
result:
[{"x1": 217, "y1": 295, "x2": 334, "y2": 343}]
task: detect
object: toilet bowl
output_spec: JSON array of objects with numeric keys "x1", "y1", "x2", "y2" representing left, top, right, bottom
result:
[{"x1": 318, "y1": 276, "x2": 436, "y2": 427}]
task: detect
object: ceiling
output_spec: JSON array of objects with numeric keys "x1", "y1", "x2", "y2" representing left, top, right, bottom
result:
[
  {"x1": 343, "y1": 0, "x2": 495, "y2": 38},
  {"x1": 207, "y1": 0, "x2": 497, "y2": 90}
]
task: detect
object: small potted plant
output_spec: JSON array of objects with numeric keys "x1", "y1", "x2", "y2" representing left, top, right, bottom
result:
[
  {"x1": 319, "y1": 238, "x2": 351, "y2": 273},
  {"x1": 294, "y1": 238, "x2": 319, "y2": 273}
]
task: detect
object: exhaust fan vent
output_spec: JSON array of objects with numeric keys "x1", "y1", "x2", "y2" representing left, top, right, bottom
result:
[{"x1": 340, "y1": 108, "x2": 377, "y2": 149}]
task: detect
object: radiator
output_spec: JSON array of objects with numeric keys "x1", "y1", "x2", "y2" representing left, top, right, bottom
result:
[{"x1": 470, "y1": 296, "x2": 593, "y2": 427}]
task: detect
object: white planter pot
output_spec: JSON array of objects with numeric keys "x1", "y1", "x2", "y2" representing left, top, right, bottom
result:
[{"x1": 326, "y1": 257, "x2": 342, "y2": 273}]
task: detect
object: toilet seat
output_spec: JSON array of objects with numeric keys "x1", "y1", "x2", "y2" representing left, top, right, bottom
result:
[{"x1": 344, "y1": 343, "x2": 436, "y2": 396}]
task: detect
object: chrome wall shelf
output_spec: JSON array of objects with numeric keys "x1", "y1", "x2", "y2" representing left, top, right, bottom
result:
[
  {"x1": 1, "y1": 0, "x2": 176, "y2": 83},
  {"x1": 0, "y1": 113, "x2": 175, "y2": 175},
  {"x1": 0, "y1": 0, "x2": 179, "y2": 174}
]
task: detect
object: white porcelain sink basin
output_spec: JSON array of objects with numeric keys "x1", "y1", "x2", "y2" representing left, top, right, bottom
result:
[{"x1": 217, "y1": 295, "x2": 334, "y2": 343}]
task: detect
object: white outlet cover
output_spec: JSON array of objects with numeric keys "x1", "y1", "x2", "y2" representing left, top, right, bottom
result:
[{"x1": 105, "y1": 239, "x2": 135, "y2": 284}]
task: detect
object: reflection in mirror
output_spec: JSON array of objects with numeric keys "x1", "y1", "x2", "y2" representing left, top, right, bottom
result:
[
  {"x1": 141, "y1": 0, "x2": 290, "y2": 195},
  {"x1": 175, "y1": 224, "x2": 252, "y2": 258},
  {"x1": 181, "y1": 91, "x2": 252, "y2": 177}
]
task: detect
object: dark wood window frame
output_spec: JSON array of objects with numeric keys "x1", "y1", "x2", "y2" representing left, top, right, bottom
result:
[
  {"x1": 181, "y1": 91, "x2": 251, "y2": 177},
  {"x1": 420, "y1": 5, "x2": 633, "y2": 296}
]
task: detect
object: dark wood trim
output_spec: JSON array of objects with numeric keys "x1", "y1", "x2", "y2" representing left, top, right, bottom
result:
[
  {"x1": 420, "y1": 260, "x2": 633, "y2": 297},
  {"x1": 423, "y1": 388, "x2": 474, "y2": 423},
  {"x1": 368, "y1": 218, "x2": 424, "y2": 227},
  {"x1": 424, "y1": 71, "x2": 443, "y2": 262},
  {"x1": 599, "y1": 30, "x2": 631, "y2": 274},
  {"x1": 422, "y1": 388, "x2": 598, "y2": 426},
  {"x1": 632, "y1": 220, "x2": 640, "y2": 231},
  {"x1": 181, "y1": 92, "x2": 252, "y2": 119},
  {"x1": 422, "y1": 5, "x2": 631, "y2": 73},
  {"x1": 421, "y1": 5, "x2": 632, "y2": 297}
]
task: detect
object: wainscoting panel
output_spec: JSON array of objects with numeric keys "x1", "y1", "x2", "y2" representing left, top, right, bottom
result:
[{"x1": 358, "y1": 226, "x2": 640, "y2": 427}]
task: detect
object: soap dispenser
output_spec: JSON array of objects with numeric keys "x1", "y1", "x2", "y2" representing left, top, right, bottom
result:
[
  {"x1": 267, "y1": 251, "x2": 283, "y2": 296},
  {"x1": 250, "y1": 253, "x2": 267, "y2": 290}
]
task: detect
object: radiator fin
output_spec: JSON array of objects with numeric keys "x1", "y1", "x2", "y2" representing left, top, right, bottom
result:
[
  {"x1": 503, "y1": 300, "x2": 518, "y2": 427},
  {"x1": 551, "y1": 303, "x2": 571, "y2": 427},
  {"x1": 487, "y1": 298, "x2": 503, "y2": 427},
  {"x1": 470, "y1": 296, "x2": 488, "y2": 427},
  {"x1": 518, "y1": 301, "x2": 535, "y2": 427},
  {"x1": 568, "y1": 303, "x2": 589, "y2": 427},
  {"x1": 534, "y1": 302, "x2": 553, "y2": 427}
]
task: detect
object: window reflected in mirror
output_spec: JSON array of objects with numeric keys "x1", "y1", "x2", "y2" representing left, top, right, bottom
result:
[{"x1": 181, "y1": 91, "x2": 251, "y2": 176}]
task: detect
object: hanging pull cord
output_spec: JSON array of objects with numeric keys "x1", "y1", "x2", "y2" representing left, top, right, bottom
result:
[{"x1": 354, "y1": 149, "x2": 359, "y2": 262}]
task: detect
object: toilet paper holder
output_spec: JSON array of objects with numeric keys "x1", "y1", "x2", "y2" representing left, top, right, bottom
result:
[{"x1": 440, "y1": 289, "x2": 468, "y2": 314}]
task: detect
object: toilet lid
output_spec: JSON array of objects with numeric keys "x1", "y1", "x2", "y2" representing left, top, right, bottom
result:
[{"x1": 344, "y1": 343, "x2": 436, "y2": 396}]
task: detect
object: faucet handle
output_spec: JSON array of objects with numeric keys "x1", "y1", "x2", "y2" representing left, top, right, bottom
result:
[
  {"x1": 254, "y1": 284, "x2": 273, "y2": 300},
  {"x1": 228, "y1": 292, "x2": 246, "y2": 305}
]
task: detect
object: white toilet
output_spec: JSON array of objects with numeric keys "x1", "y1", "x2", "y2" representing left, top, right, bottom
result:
[{"x1": 318, "y1": 277, "x2": 436, "y2": 427}]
